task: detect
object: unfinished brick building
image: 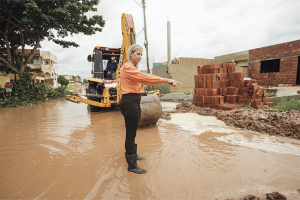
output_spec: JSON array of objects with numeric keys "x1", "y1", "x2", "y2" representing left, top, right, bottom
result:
[{"x1": 248, "y1": 40, "x2": 300, "y2": 86}]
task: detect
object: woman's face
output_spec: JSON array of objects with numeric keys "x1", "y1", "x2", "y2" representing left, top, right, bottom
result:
[{"x1": 130, "y1": 49, "x2": 143, "y2": 66}]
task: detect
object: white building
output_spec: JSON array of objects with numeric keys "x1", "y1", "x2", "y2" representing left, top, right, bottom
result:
[{"x1": 26, "y1": 50, "x2": 58, "y2": 88}]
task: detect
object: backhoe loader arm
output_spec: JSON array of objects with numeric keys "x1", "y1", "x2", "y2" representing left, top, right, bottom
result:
[{"x1": 116, "y1": 13, "x2": 136, "y2": 103}]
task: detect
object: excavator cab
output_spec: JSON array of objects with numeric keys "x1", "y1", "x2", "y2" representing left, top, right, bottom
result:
[{"x1": 87, "y1": 46, "x2": 121, "y2": 80}]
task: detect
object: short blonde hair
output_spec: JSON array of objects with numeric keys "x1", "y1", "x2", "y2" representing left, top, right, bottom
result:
[{"x1": 127, "y1": 44, "x2": 143, "y2": 68}]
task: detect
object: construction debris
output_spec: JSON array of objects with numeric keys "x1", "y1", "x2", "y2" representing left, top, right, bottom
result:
[{"x1": 193, "y1": 63, "x2": 274, "y2": 110}]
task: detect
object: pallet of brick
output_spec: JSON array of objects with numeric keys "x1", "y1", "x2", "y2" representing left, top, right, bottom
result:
[{"x1": 193, "y1": 63, "x2": 271, "y2": 110}]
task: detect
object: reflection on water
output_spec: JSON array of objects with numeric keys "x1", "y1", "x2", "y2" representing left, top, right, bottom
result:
[{"x1": 0, "y1": 100, "x2": 300, "y2": 199}]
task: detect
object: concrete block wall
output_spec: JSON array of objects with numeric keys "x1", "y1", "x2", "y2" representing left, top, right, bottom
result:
[{"x1": 249, "y1": 40, "x2": 300, "y2": 86}]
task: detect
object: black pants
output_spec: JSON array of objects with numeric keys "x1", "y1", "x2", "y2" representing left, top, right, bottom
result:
[{"x1": 120, "y1": 93, "x2": 141, "y2": 155}]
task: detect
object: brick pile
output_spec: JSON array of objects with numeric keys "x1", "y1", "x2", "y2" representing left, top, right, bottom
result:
[{"x1": 193, "y1": 63, "x2": 274, "y2": 110}]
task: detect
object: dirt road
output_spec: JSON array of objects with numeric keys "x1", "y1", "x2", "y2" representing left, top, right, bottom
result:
[{"x1": 0, "y1": 97, "x2": 300, "y2": 199}]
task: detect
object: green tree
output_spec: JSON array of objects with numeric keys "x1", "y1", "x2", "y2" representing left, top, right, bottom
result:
[
  {"x1": 82, "y1": 79, "x2": 88, "y2": 84},
  {"x1": 57, "y1": 75, "x2": 69, "y2": 87},
  {"x1": 63, "y1": 79, "x2": 69, "y2": 87},
  {"x1": 0, "y1": 0, "x2": 105, "y2": 75}
]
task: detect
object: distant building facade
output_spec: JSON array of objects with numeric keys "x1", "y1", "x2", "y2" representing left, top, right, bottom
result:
[
  {"x1": 23, "y1": 49, "x2": 58, "y2": 87},
  {"x1": 248, "y1": 40, "x2": 300, "y2": 86},
  {"x1": 215, "y1": 39, "x2": 300, "y2": 86},
  {"x1": 153, "y1": 57, "x2": 214, "y2": 93},
  {"x1": 63, "y1": 75, "x2": 82, "y2": 84}
]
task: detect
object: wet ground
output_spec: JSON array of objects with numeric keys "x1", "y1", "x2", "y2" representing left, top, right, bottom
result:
[{"x1": 1, "y1": 93, "x2": 300, "y2": 199}]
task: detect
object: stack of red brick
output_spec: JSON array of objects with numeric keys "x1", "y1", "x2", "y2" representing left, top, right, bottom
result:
[{"x1": 193, "y1": 63, "x2": 274, "y2": 110}]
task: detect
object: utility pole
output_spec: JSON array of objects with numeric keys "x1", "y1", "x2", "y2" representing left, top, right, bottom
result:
[
  {"x1": 167, "y1": 18, "x2": 171, "y2": 69},
  {"x1": 142, "y1": 0, "x2": 150, "y2": 73}
]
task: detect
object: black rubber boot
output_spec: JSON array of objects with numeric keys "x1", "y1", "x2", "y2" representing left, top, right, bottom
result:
[
  {"x1": 125, "y1": 153, "x2": 147, "y2": 174},
  {"x1": 135, "y1": 144, "x2": 144, "y2": 160}
]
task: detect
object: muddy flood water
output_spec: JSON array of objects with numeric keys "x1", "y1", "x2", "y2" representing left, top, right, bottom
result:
[{"x1": 1, "y1": 92, "x2": 300, "y2": 199}]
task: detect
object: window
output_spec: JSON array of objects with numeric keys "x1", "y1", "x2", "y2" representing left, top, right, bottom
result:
[
  {"x1": 37, "y1": 59, "x2": 40, "y2": 64},
  {"x1": 29, "y1": 59, "x2": 33, "y2": 64},
  {"x1": 260, "y1": 59, "x2": 280, "y2": 73}
]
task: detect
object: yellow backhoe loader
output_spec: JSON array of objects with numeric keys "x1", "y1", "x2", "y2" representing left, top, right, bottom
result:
[{"x1": 66, "y1": 13, "x2": 162, "y2": 127}]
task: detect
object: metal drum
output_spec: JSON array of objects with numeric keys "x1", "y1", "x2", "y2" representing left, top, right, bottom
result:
[{"x1": 138, "y1": 95, "x2": 162, "y2": 127}]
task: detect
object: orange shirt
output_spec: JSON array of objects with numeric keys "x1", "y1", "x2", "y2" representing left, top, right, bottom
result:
[{"x1": 121, "y1": 62, "x2": 168, "y2": 94}]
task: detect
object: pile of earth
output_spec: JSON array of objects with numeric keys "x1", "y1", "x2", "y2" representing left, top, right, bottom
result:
[
  {"x1": 162, "y1": 101, "x2": 300, "y2": 139},
  {"x1": 234, "y1": 192, "x2": 287, "y2": 200},
  {"x1": 237, "y1": 192, "x2": 287, "y2": 200}
]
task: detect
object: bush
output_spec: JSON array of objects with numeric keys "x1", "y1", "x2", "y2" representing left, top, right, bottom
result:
[
  {"x1": 82, "y1": 79, "x2": 88, "y2": 84},
  {"x1": 0, "y1": 68, "x2": 69, "y2": 108},
  {"x1": 57, "y1": 75, "x2": 69, "y2": 87},
  {"x1": 144, "y1": 85, "x2": 155, "y2": 91}
]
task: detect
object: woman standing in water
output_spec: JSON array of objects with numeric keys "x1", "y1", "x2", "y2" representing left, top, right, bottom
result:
[{"x1": 120, "y1": 44, "x2": 181, "y2": 174}]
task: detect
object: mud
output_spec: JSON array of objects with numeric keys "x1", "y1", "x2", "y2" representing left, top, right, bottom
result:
[
  {"x1": 1, "y1": 94, "x2": 300, "y2": 199},
  {"x1": 161, "y1": 111, "x2": 171, "y2": 120},
  {"x1": 240, "y1": 192, "x2": 287, "y2": 200},
  {"x1": 171, "y1": 101, "x2": 300, "y2": 139}
]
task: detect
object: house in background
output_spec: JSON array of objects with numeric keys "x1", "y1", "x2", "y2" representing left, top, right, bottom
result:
[
  {"x1": 214, "y1": 39, "x2": 300, "y2": 86},
  {"x1": 63, "y1": 75, "x2": 74, "y2": 83},
  {"x1": 248, "y1": 40, "x2": 300, "y2": 86},
  {"x1": 214, "y1": 51, "x2": 249, "y2": 77},
  {"x1": 18, "y1": 49, "x2": 58, "y2": 87},
  {"x1": 63, "y1": 75, "x2": 82, "y2": 85},
  {"x1": 153, "y1": 57, "x2": 214, "y2": 93},
  {"x1": 72, "y1": 75, "x2": 82, "y2": 83}
]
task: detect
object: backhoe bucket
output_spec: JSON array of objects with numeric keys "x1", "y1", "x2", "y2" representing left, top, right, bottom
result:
[{"x1": 139, "y1": 95, "x2": 162, "y2": 127}]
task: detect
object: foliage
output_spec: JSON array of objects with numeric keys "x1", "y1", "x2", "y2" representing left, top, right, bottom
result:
[
  {"x1": 82, "y1": 79, "x2": 88, "y2": 84},
  {"x1": 161, "y1": 91, "x2": 171, "y2": 94},
  {"x1": 272, "y1": 98, "x2": 300, "y2": 111},
  {"x1": 169, "y1": 99, "x2": 182, "y2": 103},
  {"x1": 144, "y1": 85, "x2": 156, "y2": 91},
  {"x1": 57, "y1": 75, "x2": 69, "y2": 87},
  {"x1": 0, "y1": 0, "x2": 105, "y2": 74},
  {"x1": 67, "y1": 84, "x2": 84, "y2": 90},
  {"x1": 0, "y1": 68, "x2": 69, "y2": 108},
  {"x1": 243, "y1": 103, "x2": 254, "y2": 109},
  {"x1": 184, "y1": 92, "x2": 192, "y2": 95}
]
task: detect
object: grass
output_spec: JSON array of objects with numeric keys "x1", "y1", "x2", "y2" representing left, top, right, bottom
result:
[
  {"x1": 169, "y1": 99, "x2": 182, "y2": 103},
  {"x1": 66, "y1": 84, "x2": 85, "y2": 91},
  {"x1": 161, "y1": 91, "x2": 171, "y2": 94},
  {"x1": 243, "y1": 103, "x2": 255, "y2": 109},
  {"x1": 272, "y1": 97, "x2": 300, "y2": 111},
  {"x1": 243, "y1": 97, "x2": 300, "y2": 111}
]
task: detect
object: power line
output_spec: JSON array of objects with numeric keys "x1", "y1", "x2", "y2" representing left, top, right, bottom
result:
[
  {"x1": 171, "y1": 0, "x2": 210, "y2": 22},
  {"x1": 147, "y1": 0, "x2": 209, "y2": 40},
  {"x1": 136, "y1": 0, "x2": 186, "y2": 38},
  {"x1": 146, "y1": 0, "x2": 191, "y2": 27},
  {"x1": 104, "y1": 5, "x2": 139, "y2": 22},
  {"x1": 150, "y1": 0, "x2": 272, "y2": 44},
  {"x1": 170, "y1": 0, "x2": 203, "y2": 16}
]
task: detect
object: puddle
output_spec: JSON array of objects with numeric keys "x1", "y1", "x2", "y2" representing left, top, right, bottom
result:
[
  {"x1": 215, "y1": 133, "x2": 300, "y2": 156},
  {"x1": 163, "y1": 113, "x2": 238, "y2": 135}
]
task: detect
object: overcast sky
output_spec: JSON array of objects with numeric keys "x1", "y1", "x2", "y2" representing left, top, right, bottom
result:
[{"x1": 39, "y1": 0, "x2": 300, "y2": 80}]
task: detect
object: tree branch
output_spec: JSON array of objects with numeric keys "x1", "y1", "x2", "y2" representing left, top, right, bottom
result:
[
  {"x1": 0, "y1": 16, "x2": 34, "y2": 33},
  {"x1": 4, "y1": 17, "x2": 12, "y2": 64},
  {"x1": 0, "y1": 57, "x2": 20, "y2": 74},
  {"x1": 20, "y1": 29, "x2": 25, "y2": 63},
  {"x1": 21, "y1": 37, "x2": 41, "y2": 73}
]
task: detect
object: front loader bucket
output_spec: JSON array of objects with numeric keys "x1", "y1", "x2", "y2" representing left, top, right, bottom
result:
[{"x1": 138, "y1": 95, "x2": 162, "y2": 127}]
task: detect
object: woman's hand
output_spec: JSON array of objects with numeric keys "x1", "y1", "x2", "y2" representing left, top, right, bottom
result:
[{"x1": 167, "y1": 79, "x2": 182, "y2": 87}]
